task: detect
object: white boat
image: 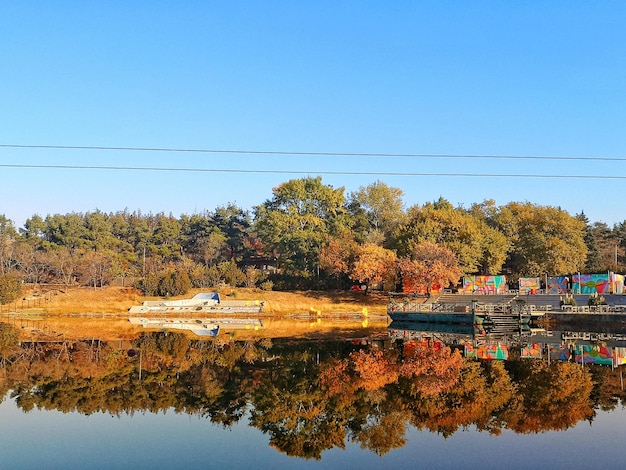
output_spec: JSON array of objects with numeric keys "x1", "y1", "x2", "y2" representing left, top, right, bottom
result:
[{"x1": 128, "y1": 292, "x2": 265, "y2": 314}]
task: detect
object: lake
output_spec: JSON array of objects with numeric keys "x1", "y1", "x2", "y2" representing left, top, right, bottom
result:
[{"x1": 1, "y1": 320, "x2": 626, "y2": 469}]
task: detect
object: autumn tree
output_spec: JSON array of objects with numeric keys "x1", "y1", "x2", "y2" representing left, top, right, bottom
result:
[
  {"x1": 350, "y1": 350, "x2": 399, "y2": 391},
  {"x1": 398, "y1": 241, "x2": 461, "y2": 295},
  {"x1": 350, "y1": 243, "x2": 397, "y2": 292},
  {"x1": 319, "y1": 230, "x2": 357, "y2": 289}
]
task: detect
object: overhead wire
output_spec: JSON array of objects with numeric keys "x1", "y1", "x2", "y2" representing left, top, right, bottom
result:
[
  {"x1": 0, "y1": 143, "x2": 625, "y2": 161},
  {"x1": 0, "y1": 143, "x2": 625, "y2": 179}
]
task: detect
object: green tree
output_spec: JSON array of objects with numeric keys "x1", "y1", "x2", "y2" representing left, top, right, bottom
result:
[
  {"x1": 494, "y1": 202, "x2": 587, "y2": 276},
  {"x1": 213, "y1": 204, "x2": 252, "y2": 262},
  {"x1": 157, "y1": 268, "x2": 191, "y2": 296},
  {"x1": 577, "y1": 212, "x2": 604, "y2": 272},
  {"x1": 254, "y1": 177, "x2": 347, "y2": 279},
  {"x1": 348, "y1": 181, "x2": 405, "y2": 245},
  {"x1": 394, "y1": 198, "x2": 507, "y2": 275}
]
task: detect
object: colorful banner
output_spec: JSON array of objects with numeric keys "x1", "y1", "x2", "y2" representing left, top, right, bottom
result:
[{"x1": 462, "y1": 275, "x2": 507, "y2": 294}]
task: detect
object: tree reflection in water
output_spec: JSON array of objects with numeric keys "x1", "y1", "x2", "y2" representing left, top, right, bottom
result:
[{"x1": 0, "y1": 324, "x2": 624, "y2": 460}]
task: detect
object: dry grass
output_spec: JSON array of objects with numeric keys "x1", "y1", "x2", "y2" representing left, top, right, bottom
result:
[{"x1": 7, "y1": 285, "x2": 390, "y2": 342}]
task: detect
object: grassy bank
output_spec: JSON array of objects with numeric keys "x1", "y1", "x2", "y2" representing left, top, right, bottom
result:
[
  {"x1": 18, "y1": 285, "x2": 389, "y2": 316},
  {"x1": 8, "y1": 286, "x2": 390, "y2": 341}
]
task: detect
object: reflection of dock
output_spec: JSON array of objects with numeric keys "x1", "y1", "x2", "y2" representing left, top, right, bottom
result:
[
  {"x1": 389, "y1": 319, "x2": 626, "y2": 366},
  {"x1": 387, "y1": 296, "x2": 544, "y2": 327},
  {"x1": 388, "y1": 320, "x2": 532, "y2": 347}
]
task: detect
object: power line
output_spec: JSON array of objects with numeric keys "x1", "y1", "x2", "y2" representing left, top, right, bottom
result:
[
  {"x1": 0, "y1": 163, "x2": 624, "y2": 179},
  {"x1": 1, "y1": 143, "x2": 625, "y2": 162}
]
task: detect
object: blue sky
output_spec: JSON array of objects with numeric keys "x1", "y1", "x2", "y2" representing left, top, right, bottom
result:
[{"x1": 1, "y1": 2, "x2": 625, "y2": 228}]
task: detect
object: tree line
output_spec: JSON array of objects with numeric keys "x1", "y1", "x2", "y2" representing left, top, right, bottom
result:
[{"x1": 0, "y1": 176, "x2": 625, "y2": 300}]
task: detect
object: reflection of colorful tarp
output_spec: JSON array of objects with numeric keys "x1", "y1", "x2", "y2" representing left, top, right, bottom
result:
[
  {"x1": 462, "y1": 275, "x2": 507, "y2": 294},
  {"x1": 547, "y1": 276, "x2": 568, "y2": 294},
  {"x1": 614, "y1": 347, "x2": 626, "y2": 366},
  {"x1": 463, "y1": 341, "x2": 476, "y2": 358},
  {"x1": 574, "y1": 345, "x2": 613, "y2": 365},
  {"x1": 519, "y1": 277, "x2": 540, "y2": 293},
  {"x1": 476, "y1": 344, "x2": 508, "y2": 360},
  {"x1": 572, "y1": 273, "x2": 610, "y2": 294},
  {"x1": 549, "y1": 346, "x2": 572, "y2": 361},
  {"x1": 521, "y1": 343, "x2": 542, "y2": 359}
]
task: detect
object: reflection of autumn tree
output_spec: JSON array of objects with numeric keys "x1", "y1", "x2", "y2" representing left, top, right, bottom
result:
[
  {"x1": 0, "y1": 323, "x2": 19, "y2": 362},
  {"x1": 318, "y1": 343, "x2": 465, "y2": 455},
  {"x1": 587, "y1": 366, "x2": 620, "y2": 412},
  {"x1": 250, "y1": 355, "x2": 346, "y2": 460},
  {"x1": 351, "y1": 350, "x2": 399, "y2": 391},
  {"x1": 0, "y1": 333, "x2": 621, "y2": 458},
  {"x1": 408, "y1": 360, "x2": 517, "y2": 437},
  {"x1": 399, "y1": 340, "x2": 464, "y2": 396},
  {"x1": 507, "y1": 361, "x2": 593, "y2": 433}
]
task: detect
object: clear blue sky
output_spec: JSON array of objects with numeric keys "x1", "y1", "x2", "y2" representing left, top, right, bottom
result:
[{"x1": 1, "y1": 2, "x2": 625, "y2": 228}]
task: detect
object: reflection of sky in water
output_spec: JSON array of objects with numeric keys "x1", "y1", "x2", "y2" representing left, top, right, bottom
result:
[{"x1": 1, "y1": 394, "x2": 624, "y2": 470}]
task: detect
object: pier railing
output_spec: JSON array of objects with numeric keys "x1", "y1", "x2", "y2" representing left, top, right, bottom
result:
[{"x1": 559, "y1": 305, "x2": 626, "y2": 313}]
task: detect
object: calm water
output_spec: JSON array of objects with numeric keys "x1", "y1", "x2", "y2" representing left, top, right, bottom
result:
[
  {"x1": 1, "y1": 397, "x2": 625, "y2": 470},
  {"x1": 1, "y1": 322, "x2": 626, "y2": 469}
]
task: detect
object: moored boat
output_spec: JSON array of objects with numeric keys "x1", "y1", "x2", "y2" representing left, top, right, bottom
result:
[{"x1": 129, "y1": 292, "x2": 265, "y2": 314}]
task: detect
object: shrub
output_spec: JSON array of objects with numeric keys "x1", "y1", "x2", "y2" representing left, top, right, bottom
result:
[
  {"x1": 134, "y1": 269, "x2": 191, "y2": 297},
  {"x1": 0, "y1": 274, "x2": 21, "y2": 305}
]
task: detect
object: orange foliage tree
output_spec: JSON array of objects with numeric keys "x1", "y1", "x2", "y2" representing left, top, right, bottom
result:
[
  {"x1": 398, "y1": 240, "x2": 461, "y2": 295},
  {"x1": 319, "y1": 233, "x2": 357, "y2": 288},
  {"x1": 350, "y1": 243, "x2": 397, "y2": 293},
  {"x1": 350, "y1": 350, "x2": 399, "y2": 391}
]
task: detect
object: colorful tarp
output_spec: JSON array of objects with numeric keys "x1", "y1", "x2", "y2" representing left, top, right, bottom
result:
[
  {"x1": 572, "y1": 273, "x2": 610, "y2": 294},
  {"x1": 475, "y1": 344, "x2": 508, "y2": 360},
  {"x1": 519, "y1": 277, "x2": 541, "y2": 294},
  {"x1": 521, "y1": 343, "x2": 542, "y2": 359},
  {"x1": 547, "y1": 276, "x2": 569, "y2": 294},
  {"x1": 462, "y1": 275, "x2": 507, "y2": 294},
  {"x1": 574, "y1": 345, "x2": 614, "y2": 365}
]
